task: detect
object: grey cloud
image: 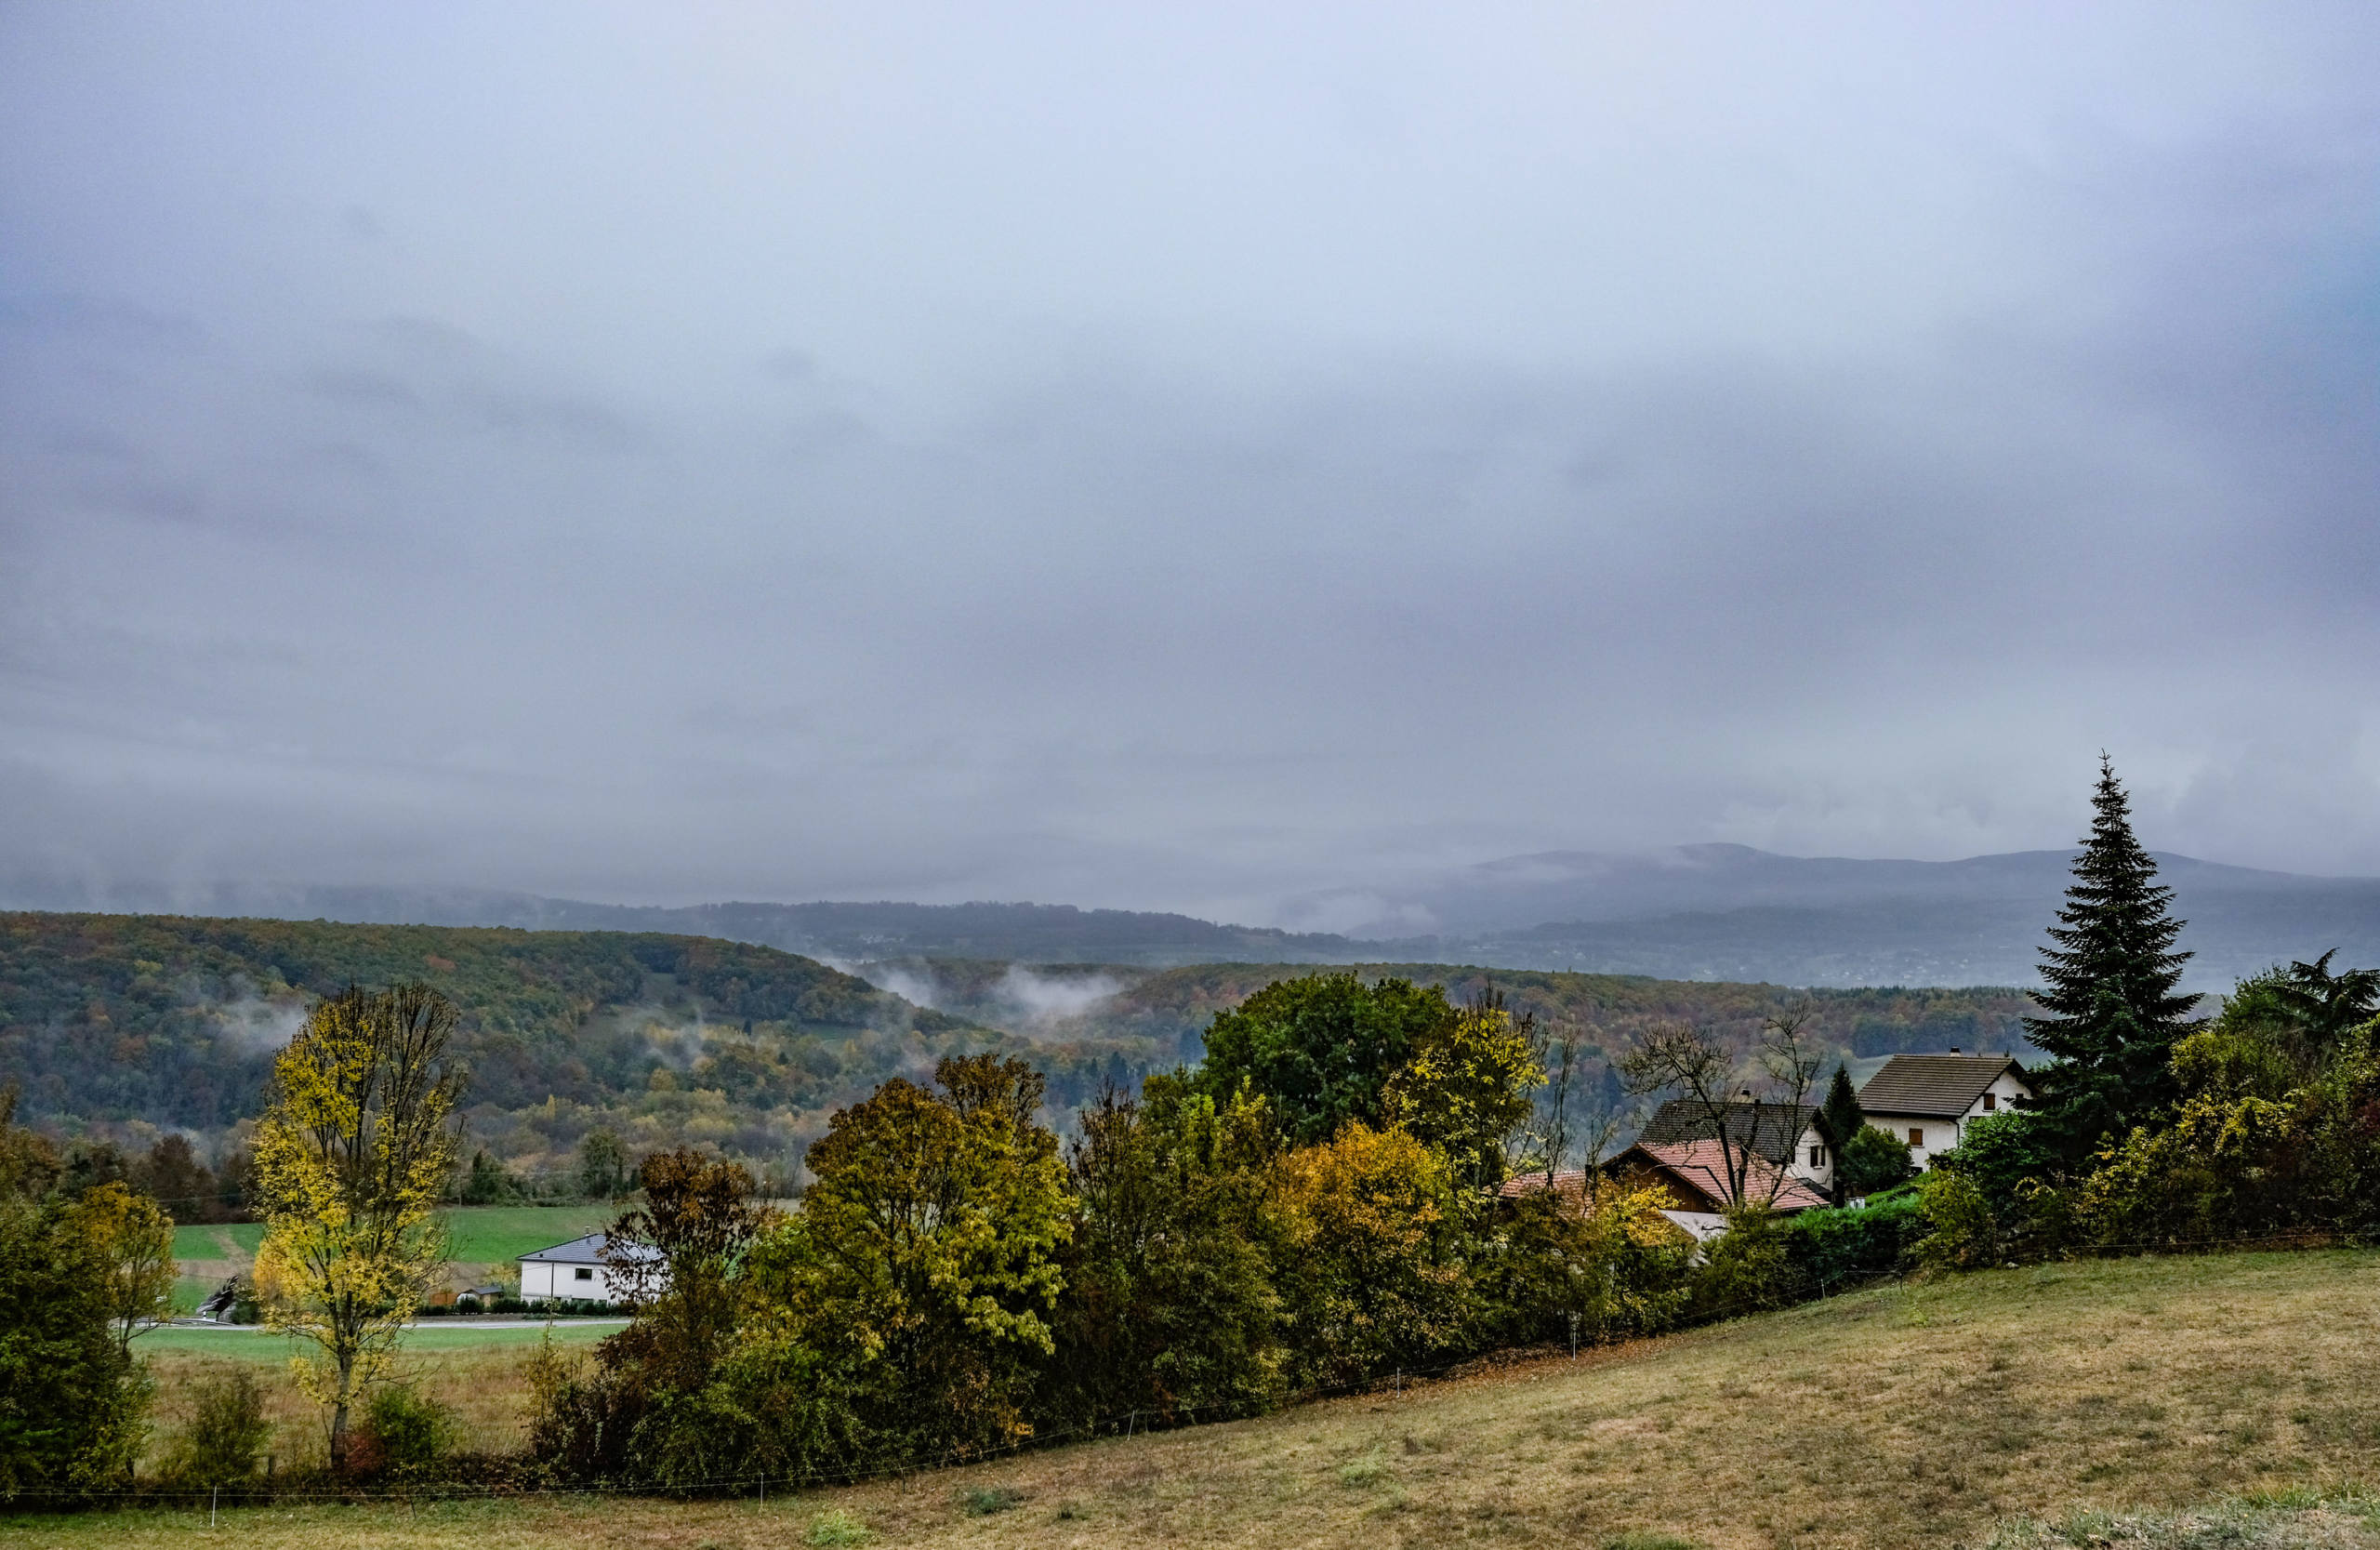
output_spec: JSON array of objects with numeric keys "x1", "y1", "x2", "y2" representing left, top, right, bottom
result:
[{"x1": 0, "y1": 3, "x2": 2375, "y2": 923}]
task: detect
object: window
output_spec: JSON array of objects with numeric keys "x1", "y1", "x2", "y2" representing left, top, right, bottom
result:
[
  {"x1": 574, "y1": 1267, "x2": 594, "y2": 1282},
  {"x1": 1909, "y1": 1127, "x2": 1924, "y2": 1148},
  {"x1": 1982, "y1": 1092, "x2": 1997, "y2": 1112},
  {"x1": 1808, "y1": 1145, "x2": 1827, "y2": 1167}
]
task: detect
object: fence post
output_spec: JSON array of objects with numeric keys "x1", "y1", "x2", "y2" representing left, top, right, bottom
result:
[{"x1": 211, "y1": 1485, "x2": 218, "y2": 1528}]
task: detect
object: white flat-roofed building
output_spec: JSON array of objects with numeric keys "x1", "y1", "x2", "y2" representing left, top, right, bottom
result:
[{"x1": 517, "y1": 1233, "x2": 661, "y2": 1304}]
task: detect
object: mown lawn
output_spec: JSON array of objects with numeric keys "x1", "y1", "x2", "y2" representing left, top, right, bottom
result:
[
  {"x1": 168, "y1": 1221, "x2": 263, "y2": 1261},
  {"x1": 439, "y1": 1203, "x2": 615, "y2": 1265},
  {"x1": 170, "y1": 1205, "x2": 611, "y2": 1270},
  {"x1": 12, "y1": 1249, "x2": 2378, "y2": 1550}
]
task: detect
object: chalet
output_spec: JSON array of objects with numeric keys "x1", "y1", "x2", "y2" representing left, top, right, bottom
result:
[
  {"x1": 1637, "y1": 1096, "x2": 1836, "y2": 1193},
  {"x1": 1602, "y1": 1137, "x2": 1828, "y2": 1240},
  {"x1": 1485, "y1": 1138, "x2": 1818, "y2": 1247},
  {"x1": 1853, "y1": 1052, "x2": 2033, "y2": 1170},
  {"x1": 517, "y1": 1233, "x2": 661, "y2": 1305}
]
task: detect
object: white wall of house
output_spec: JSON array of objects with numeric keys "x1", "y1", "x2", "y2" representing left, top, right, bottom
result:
[
  {"x1": 1786, "y1": 1122, "x2": 1834, "y2": 1188},
  {"x1": 519, "y1": 1258, "x2": 635, "y2": 1303},
  {"x1": 1866, "y1": 1069, "x2": 2036, "y2": 1170}
]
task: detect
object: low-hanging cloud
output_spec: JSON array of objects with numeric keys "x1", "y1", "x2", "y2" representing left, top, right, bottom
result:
[{"x1": 990, "y1": 968, "x2": 1125, "y2": 1027}]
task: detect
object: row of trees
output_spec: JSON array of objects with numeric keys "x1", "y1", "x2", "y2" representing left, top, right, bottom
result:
[{"x1": 521, "y1": 977, "x2": 1939, "y2": 1488}]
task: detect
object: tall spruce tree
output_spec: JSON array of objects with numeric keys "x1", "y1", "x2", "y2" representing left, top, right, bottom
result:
[
  {"x1": 1817, "y1": 1065, "x2": 1865, "y2": 1203},
  {"x1": 1818, "y1": 1066, "x2": 1863, "y2": 1149},
  {"x1": 2026, "y1": 757, "x2": 2200, "y2": 1157}
]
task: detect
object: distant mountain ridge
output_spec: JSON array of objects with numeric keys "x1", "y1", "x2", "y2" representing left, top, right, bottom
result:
[
  {"x1": 1316, "y1": 844, "x2": 2380, "y2": 989},
  {"x1": 7, "y1": 843, "x2": 2375, "y2": 989},
  {"x1": 0, "y1": 882, "x2": 1363, "y2": 968}
]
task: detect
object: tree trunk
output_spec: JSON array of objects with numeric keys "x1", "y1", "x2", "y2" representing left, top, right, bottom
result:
[{"x1": 331, "y1": 1345, "x2": 354, "y2": 1472}]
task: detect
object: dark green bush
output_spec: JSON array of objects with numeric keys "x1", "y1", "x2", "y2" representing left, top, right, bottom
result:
[
  {"x1": 361, "y1": 1385, "x2": 456, "y2": 1477},
  {"x1": 1837, "y1": 1125, "x2": 1915, "y2": 1197},
  {"x1": 1782, "y1": 1190, "x2": 1925, "y2": 1290},
  {"x1": 160, "y1": 1368, "x2": 270, "y2": 1490}
]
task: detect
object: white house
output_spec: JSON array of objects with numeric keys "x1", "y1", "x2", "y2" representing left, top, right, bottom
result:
[
  {"x1": 517, "y1": 1233, "x2": 662, "y2": 1305},
  {"x1": 1854, "y1": 1053, "x2": 2034, "y2": 1170}
]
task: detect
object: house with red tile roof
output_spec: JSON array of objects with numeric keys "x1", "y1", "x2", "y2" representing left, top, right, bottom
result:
[
  {"x1": 1600, "y1": 1137, "x2": 1830, "y2": 1239},
  {"x1": 1498, "y1": 1139, "x2": 1829, "y2": 1242}
]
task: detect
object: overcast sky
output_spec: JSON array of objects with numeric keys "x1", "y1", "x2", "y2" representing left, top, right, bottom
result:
[{"x1": 3, "y1": 3, "x2": 2377, "y2": 922}]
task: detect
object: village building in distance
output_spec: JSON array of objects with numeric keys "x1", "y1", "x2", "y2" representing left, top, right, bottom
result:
[
  {"x1": 1503, "y1": 1049, "x2": 2037, "y2": 1239},
  {"x1": 516, "y1": 1233, "x2": 659, "y2": 1305}
]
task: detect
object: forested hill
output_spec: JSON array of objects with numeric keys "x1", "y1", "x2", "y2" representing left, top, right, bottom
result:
[
  {"x1": 863, "y1": 958, "x2": 2040, "y2": 1076},
  {"x1": 2, "y1": 913, "x2": 2039, "y2": 1186},
  {"x1": 0, "y1": 912, "x2": 992, "y2": 1142}
]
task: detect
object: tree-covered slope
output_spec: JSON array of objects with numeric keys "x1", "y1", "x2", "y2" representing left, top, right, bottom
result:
[
  {"x1": 883, "y1": 957, "x2": 2036, "y2": 1066},
  {"x1": 0, "y1": 913, "x2": 987, "y2": 1137}
]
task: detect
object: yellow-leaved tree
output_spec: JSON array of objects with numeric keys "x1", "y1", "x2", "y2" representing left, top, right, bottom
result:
[
  {"x1": 62, "y1": 1180, "x2": 178, "y2": 1358},
  {"x1": 1382, "y1": 993, "x2": 1545, "y2": 1189},
  {"x1": 251, "y1": 984, "x2": 463, "y2": 1469}
]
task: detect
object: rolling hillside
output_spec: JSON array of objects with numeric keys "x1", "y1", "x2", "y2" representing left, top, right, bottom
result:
[
  {"x1": 866, "y1": 957, "x2": 2039, "y2": 1079},
  {"x1": 0, "y1": 912, "x2": 1020, "y2": 1181},
  {"x1": 1, "y1": 912, "x2": 2042, "y2": 1184}
]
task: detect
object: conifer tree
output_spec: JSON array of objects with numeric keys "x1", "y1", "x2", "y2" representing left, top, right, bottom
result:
[
  {"x1": 2026, "y1": 757, "x2": 2200, "y2": 1157},
  {"x1": 1818, "y1": 1065, "x2": 1863, "y2": 1151}
]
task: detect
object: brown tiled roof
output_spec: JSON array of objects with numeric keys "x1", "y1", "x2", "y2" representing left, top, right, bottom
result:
[
  {"x1": 1854, "y1": 1053, "x2": 2029, "y2": 1119},
  {"x1": 1637, "y1": 1098, "x2": 1817, "y2": 1164},
  {"x1": 1496, "y1": 1169, "x2": 1593, "y2": 1201},
  {"x1": 1606, "y1": 1139, "x2": 1830, "y2": 1213}
]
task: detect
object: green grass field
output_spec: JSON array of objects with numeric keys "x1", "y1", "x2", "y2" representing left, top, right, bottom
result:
[
  {"x1": 8, "y1": 1248, "x2": 2371, "y2": 1550},
  {"x1": 135, "y1": 1318, "x2": 619, "y2": 1363},
  {"x1": 168, "y1": 1221, "x2": 262, "y2": 1259},
  {"x1": 438, "y1": 1203, "x2": 614, "y2": 1263},
  {"x1": 169, "y1": 1205, "x2": 611, "y2": 1269}
]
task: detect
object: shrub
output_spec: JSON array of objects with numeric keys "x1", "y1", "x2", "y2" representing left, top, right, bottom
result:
[
  {"x1": 360, "y1": 1384, "x2": 456, "y2": 1477},
  {"x1": 1837, "y1": 1125, "x2": 1915, "y2": 1198},
  {"x1": 1782, "y1": 1191, "x2": 1925, "y2": 1290},
  {"x1": 958, "y1": 1484, "x2": 1022, "y2": 1515},
  {"x1": 1479, "y1": 1182, "x2": 1692, "y2": 1349},
  {"x1": 1692, "y1": 1203, "x2": 1803, "y2": 1318},
  {"x1": 161, "y1": 1369, "x2": 271, "y2": 1490},
  {"x1": 1914, "y1": 1168, "x2": 2002, "y2": 1270}
]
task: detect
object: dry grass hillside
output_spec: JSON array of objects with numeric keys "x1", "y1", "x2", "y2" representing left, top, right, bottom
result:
[{"x1": 7, "y1": 1250, "x2": 2376, "y2": 1550}]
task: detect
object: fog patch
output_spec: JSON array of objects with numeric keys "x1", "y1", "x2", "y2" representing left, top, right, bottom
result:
[
  {"x1": 199, "y1": 977, "x2": 310, "y2": 1054},
  {"x1": 990, "y1": 966, "x2": 1121, "y2": 1026},
  {"x1": 864, "y1": 965, "x2": 944, "y2": 1012}
]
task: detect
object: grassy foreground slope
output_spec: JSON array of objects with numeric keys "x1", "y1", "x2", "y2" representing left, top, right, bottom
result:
[{"x1": 13, "y1": 1251, "x2": 2377, "y2": 1550}]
